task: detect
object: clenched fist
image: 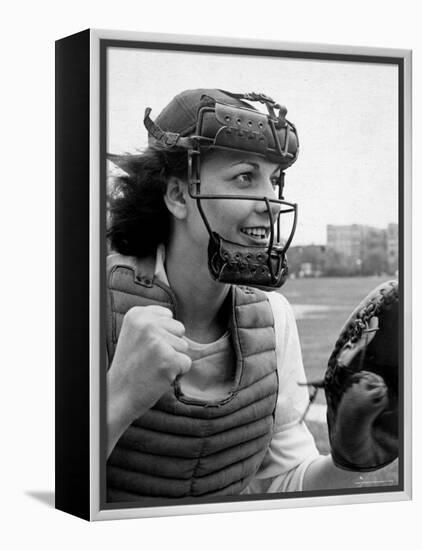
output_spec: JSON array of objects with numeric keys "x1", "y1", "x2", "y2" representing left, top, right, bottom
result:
[{"x1": 107, "y1": 305, "x2": 192, "y2": 456}]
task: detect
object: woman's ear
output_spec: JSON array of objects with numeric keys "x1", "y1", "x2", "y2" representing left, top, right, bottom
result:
[{"x1": 163, "y1": 176, "x2": 188, "y2": 220}]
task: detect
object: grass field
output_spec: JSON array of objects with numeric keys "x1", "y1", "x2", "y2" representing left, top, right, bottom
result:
[{"x1": 280, "y1": 276, "x2": 399, "y2": 486}]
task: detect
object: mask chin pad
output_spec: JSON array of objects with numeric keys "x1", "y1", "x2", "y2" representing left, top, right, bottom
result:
[{"x1": 208, "y1": 233, "x2": 288, "y2": 289}]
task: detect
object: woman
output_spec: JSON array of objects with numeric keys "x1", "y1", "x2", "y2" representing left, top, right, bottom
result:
[{"x1": 105, "y1": 89, "x2": 389, "y2": 502}]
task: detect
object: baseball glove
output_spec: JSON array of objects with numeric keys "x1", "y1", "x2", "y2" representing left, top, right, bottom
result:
[{"x1": 323, "y1": 280, "x2": 399, "y2": 472}]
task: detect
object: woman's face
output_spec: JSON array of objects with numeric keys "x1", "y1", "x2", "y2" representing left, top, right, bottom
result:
[{"x1": 184, "y1": 149, "x2": 283, "y2": 250}]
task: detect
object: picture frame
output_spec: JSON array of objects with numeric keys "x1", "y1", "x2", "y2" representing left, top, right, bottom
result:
[{"x1": 55, "y1": 28, "x2": 412, "y2": 521}]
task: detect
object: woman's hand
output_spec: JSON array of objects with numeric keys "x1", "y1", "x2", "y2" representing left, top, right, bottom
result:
[{"x1": 107, "y1": 305, "x2": 192, "y2": 456}]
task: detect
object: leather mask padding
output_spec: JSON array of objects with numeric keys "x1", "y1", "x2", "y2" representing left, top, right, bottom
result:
[
  {"x1": 197, "y1": 103, "x2": 298, "y2": 168},
  {"x1": 208, "y1": 233, "x2": 288, "y2": 289}
]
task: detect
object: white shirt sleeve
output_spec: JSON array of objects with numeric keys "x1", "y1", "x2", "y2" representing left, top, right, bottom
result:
[{"x1": 243, "y1": 291, "x2": 320, "y2": 494}]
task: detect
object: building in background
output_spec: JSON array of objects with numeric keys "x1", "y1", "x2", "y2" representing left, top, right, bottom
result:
[
  {"x1": 288, "y1": 223, "x2": 398, "y2": 278},
  {"x1": 326, "y1": 224, "x2": 364, "y2": 265},
  {"x1": 325, "y1": 223, "x2": 397, "y2": 276}
]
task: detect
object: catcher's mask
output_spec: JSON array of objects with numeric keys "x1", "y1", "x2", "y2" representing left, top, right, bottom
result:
[{"x1": 144, "y1": 89, "x2": 299, "y2": 290}]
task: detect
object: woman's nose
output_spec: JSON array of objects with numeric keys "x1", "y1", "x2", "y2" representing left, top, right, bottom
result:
[{"x1": 253, "y1": 183, "x2": 281, "y2": 218}]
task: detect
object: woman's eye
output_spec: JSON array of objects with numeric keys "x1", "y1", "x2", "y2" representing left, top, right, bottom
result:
[
  {"x1": 234, "y1": 173, "x2": 253, "y2": 185},
  {"x1": 233, "y1": 172, "x2": 280, "y2": 191}
]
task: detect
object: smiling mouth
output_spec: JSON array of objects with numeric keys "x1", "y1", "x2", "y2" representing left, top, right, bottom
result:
[{"x1": 240, "y1": 226, "x2": 270, "y2": 240}]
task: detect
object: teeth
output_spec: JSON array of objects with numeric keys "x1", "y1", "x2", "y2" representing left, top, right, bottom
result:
[{"x1": 241, "y1": 227, "x2": 268, "y2": 238}]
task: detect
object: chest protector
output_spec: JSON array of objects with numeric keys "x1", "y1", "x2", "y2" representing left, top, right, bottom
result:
[{"x1": 106, "y1": 254, "x2": 279, "y2": 503}]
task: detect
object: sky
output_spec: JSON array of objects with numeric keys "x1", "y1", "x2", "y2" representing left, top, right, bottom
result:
[{"x1": 107, "y1": 47, "x2": 399, "y2": 245}]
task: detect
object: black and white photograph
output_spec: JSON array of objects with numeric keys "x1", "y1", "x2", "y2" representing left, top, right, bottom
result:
[
  {"x1": 4, "y1": 0, "x2": 420, "y2": 545},
  {"x1": 98, "y1": 34, "x2": 409, "y2": 516}
]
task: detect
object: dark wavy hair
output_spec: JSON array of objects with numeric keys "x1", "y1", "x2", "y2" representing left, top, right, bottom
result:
[{"x1": 107, "y1": 145, "x2": 188, "y2": 258}]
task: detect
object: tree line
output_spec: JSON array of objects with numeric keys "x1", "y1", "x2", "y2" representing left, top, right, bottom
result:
[{"x1": 287, "y1": 243, "x2": 397, "y2": 277}]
